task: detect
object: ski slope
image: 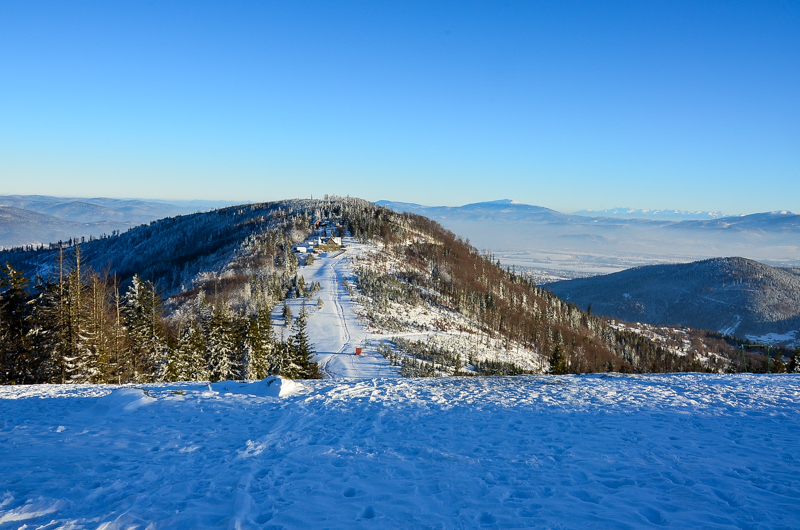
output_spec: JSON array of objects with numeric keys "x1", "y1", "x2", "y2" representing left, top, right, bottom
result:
[
  {"x1": 1, "y1": 374, "x2": 799, "y2": 528},
  {"x1": 276, "y1": 242, "x2": 398, "y2": 378}
]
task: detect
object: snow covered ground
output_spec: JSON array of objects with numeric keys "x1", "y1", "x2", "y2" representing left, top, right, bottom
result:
[
  {"x1": 274, "y1": 242, "x2": 399, "y2": 378},
  {"x1": 2, "y1": 374, "x2": 799, "y2": 528},
  {"x1": 746, "y1": 330, "x2": 799, "y2": 348}
]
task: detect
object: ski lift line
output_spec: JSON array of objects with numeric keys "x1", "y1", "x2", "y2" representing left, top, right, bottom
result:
[{"x1": 739, "y1": 343, "x2": 777, "y2": 373}]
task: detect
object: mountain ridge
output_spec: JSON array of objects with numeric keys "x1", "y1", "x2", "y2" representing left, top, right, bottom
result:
[
  {"x1": 0, "y1": 197, "x2": 751, "y2": 386},
  {"x1": 378, "y1": 200, "x2": 800, "y2": 272},
  {"x1": 0, "y1": 195, "x2": 238, "y2": 249},
  {"x1": 547, "y1": 256, "x2": 800, "y2": 346}
]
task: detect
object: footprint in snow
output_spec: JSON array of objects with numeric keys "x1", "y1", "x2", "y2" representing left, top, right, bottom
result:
[{"x1": 639, "y1": 506, "x2": 667, "y2": 525}]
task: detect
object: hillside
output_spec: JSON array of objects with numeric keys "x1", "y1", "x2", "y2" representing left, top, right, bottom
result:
[
  {"x1": 0, "y1": 206, "x2": 130, "y2": 249},
  {"x1": 0, "y1": 195, "x2": 235, "y2": 249},
  {"x1": 548, "y1": 257, "x2": 800, "y2": 346},
  {"x1": 2, "y1": 197, "x2": 779, "y2": 386}
]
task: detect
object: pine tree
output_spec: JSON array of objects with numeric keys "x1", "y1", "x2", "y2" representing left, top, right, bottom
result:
[
  {"x1": 549, "y1": 343, "x2": 568, "y2": 375},
  {"x1": 82, "y1": 270, "x2": 114, "y2": 383},
  {"x1": 27, "y1": 279, "x2": 63, "y2": 383},
  {"x1": 0, "y1": 263, "x2": 33, "y2": 384},
  {"x1": 206, "y1": 304, "x2": 241, "y2": 381},
  {"x1": 282, "y1": 302, "x2": 292, "y2": 326},
  {"x1": 123, "y1": 274, "x2": 166, "y2": 382},
  {"x1": 789, "y1": 348, "x2": 800, "y2": 373},
  {"x1": 61, "y1": 245, "x2": 100, "y2": 383},
  {"x1": 168, "y1": 322, "x2": 209, "y2": 381},
  {"x1": 244, "y1": 303, "x2": 277, "y2": 380},
  {"x1": 283, "y1": 301, "x2": 319, "y2": 379}
]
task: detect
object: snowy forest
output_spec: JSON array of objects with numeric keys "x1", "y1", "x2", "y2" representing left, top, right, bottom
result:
[
  {"x1": 2, "y1": 196, "x2": 796, "y2": 385},
  {"x1": 346, "y1": 207, "x2": 797, "y2": 374},
  {"x1": 0, "y1": 204, "x2": 331, "y2": 384},
  {"x1": 0, "y1": 252, "x2": 319, "y2": 385}
]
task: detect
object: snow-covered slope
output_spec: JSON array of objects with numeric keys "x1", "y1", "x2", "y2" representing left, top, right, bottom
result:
[
  {"x1": 279, "y1": 238, "x2": 545, "y2": 378},
  {"x1": 1, "y1": 374, "x2": 798, "y2": 528},
  {"x1": 274, "y1": 242, "x2": 398, "y2": 378}
]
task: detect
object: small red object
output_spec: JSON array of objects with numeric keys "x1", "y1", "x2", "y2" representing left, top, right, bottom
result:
[{"x1": 355, "y1": 348, "x2": 362, "y2": 355}]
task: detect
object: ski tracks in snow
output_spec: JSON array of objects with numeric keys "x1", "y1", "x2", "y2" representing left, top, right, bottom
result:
[
  {"x1": 3, "y1": 376, "x2": 800, "y2": 528},
  {"x1": 329, "y1": 257, "x2": 352, "y2": 355}
]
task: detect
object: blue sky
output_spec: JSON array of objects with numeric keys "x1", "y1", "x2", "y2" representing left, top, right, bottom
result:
[{"x1": 1, "y1": 1, "x2": 797, "y2": 214}]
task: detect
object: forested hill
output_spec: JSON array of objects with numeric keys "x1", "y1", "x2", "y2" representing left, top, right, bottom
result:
[
  {"x1": 548, "y1": 257, "x2": 800, "y2": 342},
  {"x1": 0, "y1": 197, "x2": 757, "y2": 386},
  {"x1": 350, "y1": 207, "x2": 739, "y2": 374},
  {"x1": 0, "y1": 200, "x2": 318, "y2": 295}
]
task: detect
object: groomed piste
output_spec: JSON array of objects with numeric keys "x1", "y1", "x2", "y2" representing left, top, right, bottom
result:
[{"x1": 1, "y1": 374, "x2": 799, "y2": 528}]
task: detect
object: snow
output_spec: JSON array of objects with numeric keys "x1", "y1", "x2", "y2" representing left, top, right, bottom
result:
[
  {"x1": 275, "y1": 242, "x2": 400, "y2": 378},
  {"x1": 745, "y1": 330, "x2": 798, "y2": 347},
  {"x1": 718, "y1": 315, "x2": 742, "y2": 336},
  {"x1": 2, "y1": 374, "x2": 799, "y2": 528}
]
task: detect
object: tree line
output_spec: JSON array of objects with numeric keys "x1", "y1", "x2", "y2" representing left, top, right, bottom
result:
[
  {"x1": 0, "y1": 244, "x2": 319, "y2": 385},
  {"x1": 339, "y1": 201, "x2": 783, "y2": 374}
]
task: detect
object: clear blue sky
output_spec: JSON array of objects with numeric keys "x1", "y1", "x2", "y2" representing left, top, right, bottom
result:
[{"x1": 1, "y1": 1, "x2": 798, "y2": 214}]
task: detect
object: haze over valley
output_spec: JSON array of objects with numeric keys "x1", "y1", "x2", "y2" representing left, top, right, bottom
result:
[{"x1": 378, "y1": 199, "x2": 800, "y2": 282}]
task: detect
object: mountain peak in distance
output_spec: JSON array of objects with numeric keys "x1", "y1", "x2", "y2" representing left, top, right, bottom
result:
[{"x1": 572, "y1": 207, "x2": 732, "y2": 220}]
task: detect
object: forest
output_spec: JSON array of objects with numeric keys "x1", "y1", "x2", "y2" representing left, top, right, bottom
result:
[
  {"x1": 344, "y1": 204, "x2": 799, "y2": 375},
  {"x1": 0, "y1": 236, "x2": 319, "y2": 385},
  {"x1": 2, "y1": 196, "x2": 797, "y2": 385}
]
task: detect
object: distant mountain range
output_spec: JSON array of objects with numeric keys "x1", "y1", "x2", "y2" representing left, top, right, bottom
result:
[
  {"x1": 572, "y1": 207, "x2": 732, "y2": 220},
  {"x1": 377, "y1": 200, "x2": 800, "y2": 272},
  {"x1": 1, "y1": 197, "x2": 742, "y2": 378},
  {"x1": 377, "y1": 199, "x2": 800, "y2": 231},
  {"x1": 0, "y1": 195, "x2": 238, "y2": 249},
  {"x1": 547, "y1": 257, "x2": 800, "y2": 346}
]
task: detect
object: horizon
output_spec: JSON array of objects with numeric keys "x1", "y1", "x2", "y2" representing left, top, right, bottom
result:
[
  {"x1": 1, "y1": 2, "x2": 798, "y2": 214},
  {"x1": 8, "y1": 192, "x2": 800, "y2": 218}
]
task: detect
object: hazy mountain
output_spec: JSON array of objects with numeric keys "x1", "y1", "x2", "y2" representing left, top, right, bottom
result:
[
  {"x1": 378, "y1": 200, "x2": 800, "y2": 276},
  {"x1": 0, "y1": 206, "x2": 130, "y2": 249},
  {"x1": 1, "y1": 197, "x2": 740, "y2": 377},
  {"x1": 547, "y1": 257, "x2": 800, "y2": 345},
  {"x1": 0, "y1": 195, "x2": 238, "y2": 249},
  {"x1": 377, "y1": 199, "x2": 570, "y2": 223},
  {"x1": 573, "y1": 207, "x2": 730, "y2": 220}
]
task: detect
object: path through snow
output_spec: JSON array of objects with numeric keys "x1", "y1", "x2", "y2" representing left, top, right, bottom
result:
[{"x1": 277, "y1": 243, "x2": 398, "y2": 378}]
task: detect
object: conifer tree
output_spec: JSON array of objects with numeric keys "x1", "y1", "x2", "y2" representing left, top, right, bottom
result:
[
  {"x1": 123, "y1": 274, "x2": 166, "y2": 382},
  {"x1": 283, "y1": 301, "x2": 319, "y2": 379},
  {"x1": 82, "y1": 270, "x2": 114, "y2": 382},
  {"x1": 168, "y1": 322, "x2": 209, "y2": 381},
  {"x1": 62, "y1": 245, "x2": 98, "y2": 383},
  {"x1": 0, "y1": 264, "x2": 33, "y2": 384},
  {"x1": 244, "y1": 303, "x2": 277, "y2": 379},
  {"x1": 27, "y1": 279, "x2": 63, "y2": 383},
  {"x1": 206, "y1": 304, "x2": 241, "y2": 381},
  {"x1": 549, "y1": 343, "x2": 568, "y2": 375},
  {"x1": 789, "y1": 348, "x2": 800, "y2": 373}
]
